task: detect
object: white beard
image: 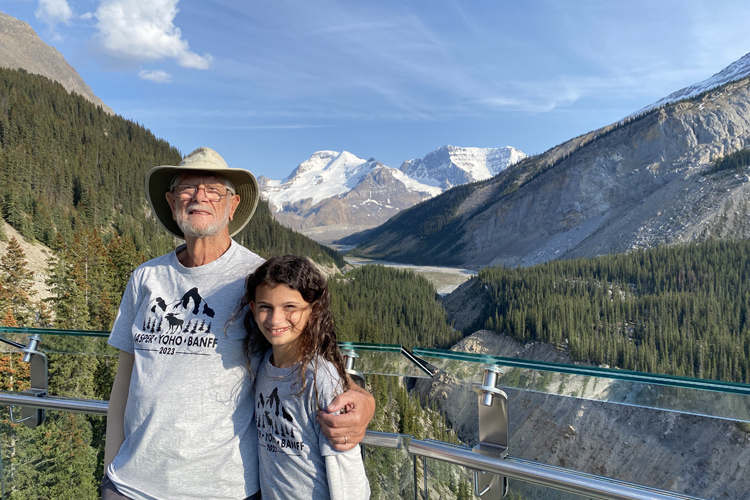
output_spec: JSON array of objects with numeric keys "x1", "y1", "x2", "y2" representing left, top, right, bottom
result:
[{"x1": 173, "y1": 201, "x2": 231, "y2": 237}]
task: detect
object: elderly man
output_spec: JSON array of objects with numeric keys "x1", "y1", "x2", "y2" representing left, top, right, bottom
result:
[{"x1": 103, "y1": 147, "x2": 374, "y2": 500}]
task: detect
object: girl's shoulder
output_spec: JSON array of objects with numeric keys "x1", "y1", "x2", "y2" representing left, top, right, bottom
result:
[{"x1": 305, "y1": 356, "x2": 345, "y2": 393}]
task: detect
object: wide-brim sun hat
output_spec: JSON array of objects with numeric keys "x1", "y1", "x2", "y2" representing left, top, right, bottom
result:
[{"x1": 145, "y1": 147, "x2": 260, "y2": 239}]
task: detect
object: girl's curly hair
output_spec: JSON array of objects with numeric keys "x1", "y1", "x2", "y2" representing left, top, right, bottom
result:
[{"x1": 235, "y1": 255, "x2": 349, "y2": 396}]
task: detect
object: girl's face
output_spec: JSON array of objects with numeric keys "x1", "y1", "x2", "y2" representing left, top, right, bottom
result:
[{"x1": 250, "y1": 283, "x2": 311, "y2": 367}]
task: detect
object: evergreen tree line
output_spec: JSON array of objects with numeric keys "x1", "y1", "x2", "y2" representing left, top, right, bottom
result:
[
  {"x1": 705, "y1": 146, "x2": 750, "y2": 175},
  {"x1": 330, "y1": 265, "x2": 461, "y2": 349},
  {"x1": 475, "y1": 238, "x2": 750, "y2": 383},
  {"x1": 0, "y1": 68, "x2": 180, "y2": 257}
]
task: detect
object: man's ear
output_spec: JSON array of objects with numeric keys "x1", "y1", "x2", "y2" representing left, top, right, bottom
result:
[{"x1": 228, "y1": 194, "x2": 241, "y2": 221}]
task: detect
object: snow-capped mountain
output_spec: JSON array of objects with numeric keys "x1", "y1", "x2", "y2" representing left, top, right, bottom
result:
[
  {"x1": 258, "y1": 145, "x2": 526, "y2": 243},
  {"x1": 634, "y1": 51, "x2": 750, "y2": 116},
  {"x1": 260, "y1": 151, "x2": 440, "y2": 213},
  {"x1": 400, "y1": 145, "x2": 527, "y2": 190},
  {"x1": 258, "y1": 151, "x2": 441, "y2": 243}
]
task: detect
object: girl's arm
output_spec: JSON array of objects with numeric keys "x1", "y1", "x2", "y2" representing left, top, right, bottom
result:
[
  {"x1": 326, "y1": 452, "x2": 370, "y2": 499},
  {"x1": 104, "y1": 350, "x2": 134, "y2": 471},
  {"x1": 317, "y1": 382, "x2": 375, "y2": 451}
]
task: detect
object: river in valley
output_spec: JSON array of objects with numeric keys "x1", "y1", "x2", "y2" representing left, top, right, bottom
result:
[{"x1": 343, "y1": 255, "x2": 477, "y2": 296}]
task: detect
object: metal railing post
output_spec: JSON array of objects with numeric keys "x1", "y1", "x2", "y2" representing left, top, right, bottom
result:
[
  {"x1": 471, "y1": 364, "x2": 509, "y2": 498},
  {"x1": 8, "y1": 335, "x2": 48, "y2": 428}
]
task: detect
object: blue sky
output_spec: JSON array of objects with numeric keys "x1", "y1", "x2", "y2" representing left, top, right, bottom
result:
[{"x1": 3, "y1": 0, "x2": 750, "y2": 179}]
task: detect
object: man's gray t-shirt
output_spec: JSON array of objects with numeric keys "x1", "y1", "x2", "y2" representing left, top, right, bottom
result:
[
  {"x1": 107, "y1": 241, "x2": 264, "y2": 500},
  {"x1": 256, "y1": 351, "x2": 370, "y2": 499}
]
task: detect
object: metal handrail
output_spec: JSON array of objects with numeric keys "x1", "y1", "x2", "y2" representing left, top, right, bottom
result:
[
  {"x1": 409, "y1": 439, "x2": 704, "y2": 500},
  {"x1": 361, "y1": 430, "x2": 402, "y2": 449},
  {"x1": 0, "y1": 391, "x2": 704, "y2": 500},
  {"x1": 0, "y1": 392, "x2": 108, "y2": 415}
]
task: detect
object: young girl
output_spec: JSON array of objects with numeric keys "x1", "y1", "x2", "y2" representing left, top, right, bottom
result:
[{"x1": 239, "y1": 255, "x2": 370, "y2": 500}]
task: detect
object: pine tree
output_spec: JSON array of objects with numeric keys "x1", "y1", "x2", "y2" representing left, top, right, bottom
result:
[
  {"x1": 46, "y1": 238, "x2": 90, "y2": 330},
  {"x1": 0, "y1": 236, "x2": 36, "y2": 325}
]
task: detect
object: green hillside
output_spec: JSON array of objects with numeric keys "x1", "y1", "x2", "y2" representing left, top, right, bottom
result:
[
  {"x1": 463, "y1": 238, "x2": 750, "y2": 383},
  {"x1": 0, "y1": 67, "x2": 343, "y2": 268}
]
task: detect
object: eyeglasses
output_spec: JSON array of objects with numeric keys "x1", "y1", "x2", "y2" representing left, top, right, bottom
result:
[{"x1": 172, "y1": 184, "x2": 234, "y2": 202}]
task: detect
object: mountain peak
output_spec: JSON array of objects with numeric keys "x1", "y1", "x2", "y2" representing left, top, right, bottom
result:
[
  {"x1": 0, "y1": 11, "x2": 113, "y2": 114},
  {"x1": 400, "y1": 145, "x2": 527, "y2": 189}
]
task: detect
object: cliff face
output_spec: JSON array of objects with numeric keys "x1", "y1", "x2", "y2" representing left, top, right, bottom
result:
[
  {"x1": 461, "y1": 80, "x2": 750, "y2": 268},
  {"x1": 0, "y1": 11, "x2": 113, "y2": 113},
  {"x1": 351, "y1": 78, "x2": 750, "y2": 268},
  {"x1": 415, "y1": 331, "x2": 750, "y2": 499}
]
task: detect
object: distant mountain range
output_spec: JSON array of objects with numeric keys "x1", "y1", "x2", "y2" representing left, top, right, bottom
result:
[
  {"x1": 0, "y1": 11, "x2": 112, "y2": 113},
  {"x1": 343, "y1": 51, "x2": 750, "y2": 268},
  {"x1": 259, "y1": 145, "x2": 526, "y2": 243}
]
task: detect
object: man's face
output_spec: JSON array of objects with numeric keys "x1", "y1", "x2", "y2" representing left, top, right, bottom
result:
[{"x1": 165, "y1": 173, "x2": 241, "y2": 238}]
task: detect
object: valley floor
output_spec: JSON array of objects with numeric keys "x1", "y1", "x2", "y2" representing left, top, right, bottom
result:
[{"x1": 344, "y1": 256, "x2": 476, "y2": 295}]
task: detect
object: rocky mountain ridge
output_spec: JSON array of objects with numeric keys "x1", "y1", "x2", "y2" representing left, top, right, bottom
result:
[
  {"x1": 260, "y1": 145, "x2": 525, "y2": 243},
  {"x1": 0, "y1": 11, "x2": 112, "y2": 114},
  {"x1": 345, "y1": 70, "x2": 750, "y2": 268}
]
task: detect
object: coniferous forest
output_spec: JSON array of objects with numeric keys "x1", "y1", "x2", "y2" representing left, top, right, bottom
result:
[{"x1": 474, "y1": 238, "x2": 750, "y2": 383}]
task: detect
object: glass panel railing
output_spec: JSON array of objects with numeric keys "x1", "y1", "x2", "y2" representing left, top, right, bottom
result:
[
  {"x1": 338, "y1": 342, "x2": 432, "y2": 378},
  {"x1": 0, "y1": 330, "x2": 116, "y2": 410},
  {"x1": 0, "y1": 329, "x2": 739, "y2": 499},
  {"x1": 362, "y1": 436, "x2": 415, "y2": 499},
  {"x1": 413, "y1": 347, "x2": 750, "y2": 422},
  {"x1": 0, "y1": 327, "x2": 112, "y2": 357},
  {"x1": 421, "y1": 457, "x2": 477, "y2": 500},
  {"x1": 409, "y1": 348, "x2": 740, "y2": 499}
]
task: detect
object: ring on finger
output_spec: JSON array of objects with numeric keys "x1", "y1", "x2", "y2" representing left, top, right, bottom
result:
[{"x1": 344, "y1": 436, "x2": 349, "y2": 444}]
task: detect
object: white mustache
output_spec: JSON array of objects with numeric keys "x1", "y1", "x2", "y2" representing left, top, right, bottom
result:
[{"x1": 186, "y1": 202, "x2": 213, "y2": 214}]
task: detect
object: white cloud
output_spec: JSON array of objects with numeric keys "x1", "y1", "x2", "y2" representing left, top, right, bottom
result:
[
  {"x1": 35, "y1": 0, "x2": 73, "y2": 27},
  {"x1": 94, "y1": 0, "x2": 213, "y2": 69},
  {"x1": 138, "y1": 69, "x2": 172, "y2": 83}
]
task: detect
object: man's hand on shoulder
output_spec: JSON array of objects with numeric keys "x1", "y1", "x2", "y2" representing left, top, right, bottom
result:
[{"x1": 317, "y1": 384, "x2": 375, "y2": 451}]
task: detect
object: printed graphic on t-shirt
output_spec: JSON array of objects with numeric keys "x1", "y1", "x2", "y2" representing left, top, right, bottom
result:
[
  {"x1": 134, "y1": 287, "x2": 222, "y2": 356},
  {"x1": 256, "y1": 387, "x2": 306, "y2": 455}
]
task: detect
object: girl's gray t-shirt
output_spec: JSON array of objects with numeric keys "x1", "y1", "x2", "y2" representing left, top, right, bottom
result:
[
  {"x1": 107, "y1": 241, "x2": 264, "y2": 500},
  {"x1": 256, "y1": 351, "x2": 370, "y2": 499}
]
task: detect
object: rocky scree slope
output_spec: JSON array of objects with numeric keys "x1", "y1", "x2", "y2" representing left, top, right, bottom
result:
[{"x1": 349, "y1": 77, "x2": 750, "y2": 268}]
